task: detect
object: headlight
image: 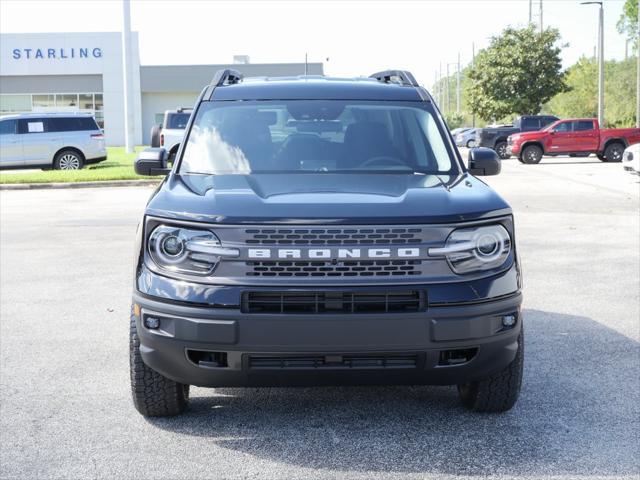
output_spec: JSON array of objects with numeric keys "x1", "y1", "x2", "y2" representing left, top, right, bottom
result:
[
  {"x1": 147, "y1": 225, "x2": 239, "y2": 275},
  {"x1": 429, "y1": 225, "x2": 511, "y2": 274}
]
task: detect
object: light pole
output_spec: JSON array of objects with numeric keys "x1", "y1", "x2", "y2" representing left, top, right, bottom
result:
[
  {"x1": 581, "y1": 1, "x2": 604, "y2": 127},
  {"x1": 445, "y1": 62, "x2": 459, "y2": 115},
  {"x1": 121, "y1": 0, "x2": 135, "y2": 153}
]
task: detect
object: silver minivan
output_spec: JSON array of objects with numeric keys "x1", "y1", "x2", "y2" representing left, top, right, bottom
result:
[{"x1": 0, "y1": 113, "x2": 107, "y2": 170}]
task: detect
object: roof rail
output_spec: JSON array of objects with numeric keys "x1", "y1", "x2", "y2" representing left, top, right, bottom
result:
[
  {"x1": 210, "y1": 69, "x2": 244, "y2": 87},
  {"x1": 369, "y1": 70, "x2": 419, "y2": 87}
]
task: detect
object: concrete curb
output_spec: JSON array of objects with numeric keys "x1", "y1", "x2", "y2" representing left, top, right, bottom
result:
[{"x1": 0, "y1": 179, "x2": 160, "y2": 191}]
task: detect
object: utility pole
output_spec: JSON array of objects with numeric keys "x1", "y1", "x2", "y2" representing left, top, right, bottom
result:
[
  {"x1": 529, "y1": 0, "x2": 533, "y2": 24},
  {"x1": 456, "y1": 52, "x2": 461, "y2": 114},
  {"x1": 439, "y1": 62, "x2": 443, "y2": 108},
  {"x1": 539, "y1": 0, "x2": 543, "y2": 32},
  {"x1": 472, "y1": 42, "x2": 476, "y2": 127},
  {"x1": 121, "y1": 0, "x2": 135, "y2": 153},
  {"x1": 582, "y1": 2, "x2": 605, "y2": 127},
  {"x1": 597, "y1": 2, "x2": 604, "y2": 126},
  {"x1": 446, "y1": 63, "x2": 450, "y2": 114}
]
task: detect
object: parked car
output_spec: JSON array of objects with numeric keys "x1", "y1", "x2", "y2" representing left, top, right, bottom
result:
[
  {"x1": 476, "y1": 115, "x2": 559, "y2": 159},
  {"x1": 130, "y1": 69, "x2": 523, "y2": 417},
  {"x1": 456, "y1": 128, "x2": 478, "y2": 148},
  {"x1": 622, "y1": 143, "x2": 640, "y2": 174},
  {"x1": 149, "y1": 107, "x2": 192, "y2": 160},
  {"x1": 0, "y1": 112, "x2": 106, "y2": 170},
  {"x1": 450, "y1": 127, "x2": 470, "y2": 137},
  {"x1": 507, "y1": 118, "x2": 640, "y2": 164}
]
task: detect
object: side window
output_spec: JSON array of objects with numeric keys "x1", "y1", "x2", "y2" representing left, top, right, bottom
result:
[
  {"x1": 18, "y1": 119, "x2": 47, "y2": 134},
  {"x1": 541, "y1": 117, "x2": 556, "y2": 128},
  {"x1": 521, "y1": 118, "x2": 540, "y2": 131},
  {"x1": 48, "y1": 117, "x2": 99, "y2": 132},
  {"x1": 574, "y1": 120, "x2": 595, "y2": 131},
  {"x1": 0, "y1": 120, "x2": 17, "y2": 135},
  {"x1": 554, "y1": 122, "x2": 572, "y2": 133}
]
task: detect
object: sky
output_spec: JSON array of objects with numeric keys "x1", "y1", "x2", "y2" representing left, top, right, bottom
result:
[{"x1": 0, "y1": 0, "x2": 632, "y2": 89}]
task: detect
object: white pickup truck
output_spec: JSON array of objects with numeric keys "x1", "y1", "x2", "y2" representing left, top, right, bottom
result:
[{"x1": 150, "y1": 108, "x2": 192, "y2": 160}]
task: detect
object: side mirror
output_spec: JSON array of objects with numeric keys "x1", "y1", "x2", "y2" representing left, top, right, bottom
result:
[
  {"x1": 468, "y1": 147, "x2": 501, "y2": 176},
  {"x1": 135, "y1": 148, "x2": 170, "y2": 176}
]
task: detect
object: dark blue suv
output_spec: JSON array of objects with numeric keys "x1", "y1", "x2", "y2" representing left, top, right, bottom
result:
[{"x1": 131, "y1": 70, "x2": 523, "y2": 416}]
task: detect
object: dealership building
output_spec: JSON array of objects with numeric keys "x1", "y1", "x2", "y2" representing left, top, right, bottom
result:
[{"x1": 0, "y1": 32, "x2": 323, "y2": 146}]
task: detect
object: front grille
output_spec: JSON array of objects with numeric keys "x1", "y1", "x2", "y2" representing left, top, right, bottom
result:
[
  {"x1": 244, "y1": 227, "x2": 423, "y2": 245},
  {"x1": 248, "y1": 354, "x2": 419, "y2": 370},
  {"x1": 246, "y1": 259, "x2": 422, "y2": 277},
  {"x1": 242, "y1": 290, "x2": 426, "y2": 314}
]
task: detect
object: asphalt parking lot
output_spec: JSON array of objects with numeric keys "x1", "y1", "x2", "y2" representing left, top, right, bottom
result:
[{"x1": 1, "y1": 155, "x2": 639, "y2": 479}]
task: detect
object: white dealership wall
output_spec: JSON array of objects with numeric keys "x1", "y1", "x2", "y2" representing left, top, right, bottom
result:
[
  {"x1": 1, "y1": 32, "x2": 324, "y2": 147},
  {"x1": 0, "y1": 32, "x2": 142, "y2": 146}
]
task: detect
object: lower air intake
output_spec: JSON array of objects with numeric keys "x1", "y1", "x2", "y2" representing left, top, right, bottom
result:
[
  {"x1": 242, "y1": 290, "x2": 426, "y2": 314},
  {"x1": 248, "y1": 354, "x2": 419, "y2": 370}
]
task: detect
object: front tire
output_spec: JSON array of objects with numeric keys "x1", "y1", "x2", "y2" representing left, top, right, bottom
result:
[
  {"x1": 54, "y1": 150, "x2": 84, "y2": 170},
  {"x1": 603, "y1": 142, "x2": 624, "y2": 162},
  {"x1": 521, "y1": 145, "x2": 543, "y2": 164},
  {"x1": 457, "y1": 330, "x2": 524, "y2": 413},
  {"x1": 130, "y1": 308, "x2": 189, "y2": 416},
  {"x1": 466, "y1": 139, "x2": 476, "y2": 148},
  {"x1": 495, "y1": 141, "x2": 510, "y2": 159}
]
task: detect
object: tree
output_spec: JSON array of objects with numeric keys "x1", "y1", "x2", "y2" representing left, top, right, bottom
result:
[
  {"x1": 467, "y1": 26, "x2": 567, "y2": 121},
  {"x1": 546, "y1": 57, "x2": 638, "y2": 127},
  {"x1": 617, "y1": 0, "x2": 639, "y2": 50}
]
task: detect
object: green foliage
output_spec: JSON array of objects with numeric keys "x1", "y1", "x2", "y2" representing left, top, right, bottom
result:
[
  {"x1": 617, "y1": 0, "x2": 639, "y2": 49},
  {"x1": 444, "y1": 112, "x2": 465, "y2": 129},
  {"x1": 467, "y1": 26, "x2": 567, "y2": 121},
  {"x1": 546, "y1": 57, "x2": 638, "y2": 127}
]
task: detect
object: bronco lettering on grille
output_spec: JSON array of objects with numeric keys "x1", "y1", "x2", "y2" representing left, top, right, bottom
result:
[{"x1": 247, "y1": 248, "x2": 422, "y2": 260}]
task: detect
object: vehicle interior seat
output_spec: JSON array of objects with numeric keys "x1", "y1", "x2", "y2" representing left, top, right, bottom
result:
[{"x1": 340, "y1": 121, "x2": 402, "y2": 168}]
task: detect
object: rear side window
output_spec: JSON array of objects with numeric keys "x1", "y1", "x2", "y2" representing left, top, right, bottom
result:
[
  {"x1": 0, "y1": 120, "x2": 17, "y2": 135},
  {"x1": 541, "y1": 117, "x2": 557, "y2": 127},
  {"x1": 521, "y1": 118, "x2": 540, "y2": 130},
  {"x1": 18, "y1": 118, "x2": 47, "y2": 134},
  {"x1": 574, "y1": 120, "x2": 595, "y2": 131},
  {"x1": 166, "y1": 113, "x2": 190, "y2": 129},
  {"x1": 48, "y1": 117, "x2": 99, "y2": 132}
]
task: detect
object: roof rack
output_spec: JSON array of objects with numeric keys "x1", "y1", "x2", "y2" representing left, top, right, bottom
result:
[
  {"x1": 369, "y1": 70, "x2": 419, "y2": 87},
  {"x1": 210, "y1": 69, "x2": 244, "y2": 87}
]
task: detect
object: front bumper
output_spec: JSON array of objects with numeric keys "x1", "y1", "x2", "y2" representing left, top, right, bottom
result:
[
  {"x1": 133, "y1": 284, "x2": 522, "y2": 388},
  {"x1": 507, "y1": 147, "x2": 521, "y2": 156}
]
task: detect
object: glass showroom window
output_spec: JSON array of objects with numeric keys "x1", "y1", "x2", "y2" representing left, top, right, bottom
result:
[
  {"x1": 32, "y1": 94, "x2": 55, "y2": 109},
  {"x1": 94, "y1": 93, "x2": 104, "y2": 128},
  {"x1": 57, "y1": 94, "x2": 79, "y2": 108},
  {"x1": 0, "y1": 94, "x2": 31, "y2": 113},
  {"x1": 79, "y1": 94, "x2": 93, "y2": 110}
]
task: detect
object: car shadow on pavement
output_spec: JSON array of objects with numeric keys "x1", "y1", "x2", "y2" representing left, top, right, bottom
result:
[{"x1": 146, "y1": 309, "x2": 639, "y2": 477}]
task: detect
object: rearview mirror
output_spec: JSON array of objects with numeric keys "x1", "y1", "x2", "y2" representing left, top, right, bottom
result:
[
  {"x1": 468, "y1": 147, "x2": 501, "y2": 176},
  {"x1": 135, "y1": 148, "x2": 170, "y2": 176}
]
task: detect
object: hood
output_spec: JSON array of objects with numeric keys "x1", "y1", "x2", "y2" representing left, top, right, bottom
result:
[
  {"x1": 145, "y1": 173, "x2": 511, "y2": 224},
  {"x1": 510, "y1": 130, "x2": 545, "y2": 141}
]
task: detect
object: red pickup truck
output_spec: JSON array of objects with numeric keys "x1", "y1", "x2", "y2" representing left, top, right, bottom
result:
[{"x1": 507, "y1": 118, "x2": 640, "y2": 164}]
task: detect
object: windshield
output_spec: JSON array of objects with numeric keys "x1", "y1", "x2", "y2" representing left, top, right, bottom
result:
[
  {"x1": 166, "y1": 113, "x2": 190, "y2": 129},
  {"x1": 179, "y1": 100, "x2": 458, "y2": 175}
]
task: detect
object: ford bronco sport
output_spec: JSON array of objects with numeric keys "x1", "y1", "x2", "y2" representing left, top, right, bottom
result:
[{"x1": 131, "y1": 70, "x2": 523, "y2": 416}]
